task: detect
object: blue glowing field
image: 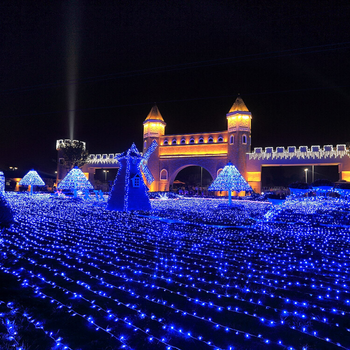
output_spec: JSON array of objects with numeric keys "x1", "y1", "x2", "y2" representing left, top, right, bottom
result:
[{"x1": 1, "y1": 194, "x2": 350, "y2": 350}]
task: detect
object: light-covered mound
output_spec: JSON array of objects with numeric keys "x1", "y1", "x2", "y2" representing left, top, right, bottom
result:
[
  {"x1": 264, "y1": 196, "x2": 350, "y2": 226},
  {"x1": 149, "y1": 198, "x2": 271, "y2": 226}
]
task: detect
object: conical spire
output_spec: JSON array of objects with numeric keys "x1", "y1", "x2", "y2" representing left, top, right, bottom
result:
[
  {"x1": 145, "y1": 104, "x2": 165, "y2": 122},
  {"x1": 229, "y1": 95, "x2": 249, "y2": 113}
]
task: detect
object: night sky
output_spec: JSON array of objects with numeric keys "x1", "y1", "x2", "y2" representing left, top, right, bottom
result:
[{"x1": 1, "y1": 1, "x2": 350, "y2": 174}]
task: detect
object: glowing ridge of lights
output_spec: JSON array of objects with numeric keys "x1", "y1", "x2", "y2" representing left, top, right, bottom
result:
[{"x1": 1, "y1": 193, "x2": 350, "y2": 349}]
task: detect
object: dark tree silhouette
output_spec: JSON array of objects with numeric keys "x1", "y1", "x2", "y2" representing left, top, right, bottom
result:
[{"x1": 61, "y1": 140, "x2": 89, "y2": 170}]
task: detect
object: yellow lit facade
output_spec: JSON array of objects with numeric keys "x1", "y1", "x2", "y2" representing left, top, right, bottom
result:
[
  {"x1": 143, "y1": 96, "x2": 252, "y2": 192},
  {"x1": 341, "y1": 171, "x2": 350, "y2": 182},
  {"x1": 159, "y1": 144, "x2": 228, "y2": 157},
  {"x1": 143, "y1": 122, "x2": 166, "y2": 138}
]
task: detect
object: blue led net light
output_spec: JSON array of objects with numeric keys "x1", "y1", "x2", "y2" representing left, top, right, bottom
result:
[
  {"x1": 58, "y1": 166, "x2": 93, "y2": 191},
  {"x1": 1, "y1": 193, "x2": 350, "y2": 349}
]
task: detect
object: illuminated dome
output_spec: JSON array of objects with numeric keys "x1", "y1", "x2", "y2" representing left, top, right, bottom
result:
[
  {"x1": 229, "y1": 95, "x2": 249, "y2": 113},
  {"x1": 144, "y1": 104, "x2": 165, "y2": 122}
]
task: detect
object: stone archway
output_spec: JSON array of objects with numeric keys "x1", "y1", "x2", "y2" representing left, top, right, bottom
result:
[{"x1": 169, "y1": 164, "x2": 215, "y2": 187}]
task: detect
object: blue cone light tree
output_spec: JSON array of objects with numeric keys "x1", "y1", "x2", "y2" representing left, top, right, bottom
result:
[
  {"x1": 58, "y1": 166, "x2": 93, "y2": 198},
  {"x1": 19, "y1": 170, "x2": 45, "y2": 194},
  {"x1": 107, "y1": 141, "x2": 157, "y2": 211},
  {"x1": 208, "y1": 162, "x2": 252, "y2": 205}
]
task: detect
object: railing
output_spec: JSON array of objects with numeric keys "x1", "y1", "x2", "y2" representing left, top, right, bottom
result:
[
  {"x1": 87, "y1": 153, "x2": 120, "y2": 165},
  {"x1": 248, "y1": 144, "x2": 349, "y2": 160}
]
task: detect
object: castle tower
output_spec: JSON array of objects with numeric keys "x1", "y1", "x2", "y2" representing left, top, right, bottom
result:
[
  {"x1": 143, "y1": 105, "x2": 166, "y2": 191},
  {"x1": 226, "y1": 95, "x2": 252, "y2": 177}
]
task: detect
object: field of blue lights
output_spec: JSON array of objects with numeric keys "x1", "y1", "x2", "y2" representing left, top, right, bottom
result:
[{"x1": 1, "y1": 193, "x2": 350, "y2": 350}]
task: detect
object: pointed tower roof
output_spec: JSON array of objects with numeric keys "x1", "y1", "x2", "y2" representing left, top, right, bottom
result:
[
  {"x1": 229, "y1": 95, "x2": 249, "y2": 113},
  {"x1": 144, "y1": 104, "x2": 165, "y2": 123}
]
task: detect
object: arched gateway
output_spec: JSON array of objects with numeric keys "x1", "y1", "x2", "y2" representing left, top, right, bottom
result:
[{"x1": 142, "y1": 96, "x2": 252, "y2": 192}]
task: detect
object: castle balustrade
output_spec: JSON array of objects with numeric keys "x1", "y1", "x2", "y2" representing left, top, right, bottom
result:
[
  {"x1": 248, "y1": 144, "x2": 349, "y2": 161},
  {"x1": 87, "y1": 153, "x2": 120, "y2": 165}
]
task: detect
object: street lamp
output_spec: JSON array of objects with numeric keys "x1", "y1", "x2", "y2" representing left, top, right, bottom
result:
[
  {"x1": 103, "y1": 170, "x2": 109, "y2": 182},
  {"x1": 304, "y1": 168, "x2": 308, "y2": 183}
]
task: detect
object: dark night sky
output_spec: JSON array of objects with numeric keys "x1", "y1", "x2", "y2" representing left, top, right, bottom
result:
[{"x1": 1, "y1": 1, "x2": 350, "y2": 174}]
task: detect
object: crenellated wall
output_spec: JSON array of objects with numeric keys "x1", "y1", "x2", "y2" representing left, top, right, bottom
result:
[{"x1": 246, "y1": 144, "x2": 350, "y2": 193}]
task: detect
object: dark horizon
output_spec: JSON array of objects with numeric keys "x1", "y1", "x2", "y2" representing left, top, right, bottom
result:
[{"x1": 1, "y1": 1, "x2": 350, "y2": 174}]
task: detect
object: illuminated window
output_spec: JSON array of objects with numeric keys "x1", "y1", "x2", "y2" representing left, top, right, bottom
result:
[
  {"x1": 218, "y1": 136, "x2": 223, "y2": 142},
  {"x1": 208, "y1": 136, "x2": 213, "y2": 143},
  {"x1": 229, "y1": 135, "x2": 234, "y2": 145},
  {"x1": 198, "y1": 137, "x2": 204, "y2": 143},
  {"x1": 144, "y1": 141, "x2": 147, "y2": 150},
  {"x1": 172, "y1": 139, "x2": 177, "y2": 145},
  {"x1": 132, "y1": 174, "x2": 140, "y2": 187},
  {"x1": 180, "y1": 138, "x2": 186, "y2": 144},
  {"x1": 163, "y1": 139, "x2": 168, "y2": 145},
  {"x1": 160, "y1": 169, "x2": 168, "y2": 180},
  {"x1": 189, "y1": 138, "x2": 195, "y2": 144},
  {"x1": 242, "y1": 134, "x2": 247, "y2": 144}
]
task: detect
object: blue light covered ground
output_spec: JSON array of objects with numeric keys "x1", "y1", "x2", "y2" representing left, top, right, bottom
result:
[{"x1": 0, "y1": 193, "x2": 350, "y2": 350}]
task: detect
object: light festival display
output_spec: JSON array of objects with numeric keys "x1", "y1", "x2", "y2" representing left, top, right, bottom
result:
[
  {"x1": 0, "y1": 171, "x2": 5, "y2": 193},
  {"x1": 18, "y1": 170, "x2": 45, "y2": 195},
  {"x1": 0, "y1": 193, "x2": 350, "y2": 349},
  {"x1": 58, "y1": 166, "x2": 93, "y2": 198},
  {"x1": 107, "y1": 143, "x2": 156, "y2": 212},
  {"x1": 208, "y1": 162, "x2": 252, "y2": 205}
]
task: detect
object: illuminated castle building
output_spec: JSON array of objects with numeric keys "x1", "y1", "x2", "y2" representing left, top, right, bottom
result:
[
  {"x1": 57, "y1": 96, "x2": 350, "y2": 193},
  {"x1": 142, "y1": 96, "x2": 252, "y2": 192}
]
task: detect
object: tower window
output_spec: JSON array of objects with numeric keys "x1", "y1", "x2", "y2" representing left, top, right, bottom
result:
[
  {"x1": 163, "y1": 139, "x2": 168, "y2": 145},
  {"x1": 172, "y1": 139, "x2": 177, "y2": 145},
  {"x1": 242, "y1": 134, "x2": 247, "y2": 144},
  {"x1": 218, "y1": 136, "x2": 223, "y2": 142},
  {"x1": 180, "y1": 138, "x2": 186, "y2": 144},
  {"x1": 208, "y1": 136, "x2": 213, "y2": 143},
  {"x1": 160, "y1": 169, "x2": 168, "y2": 180},
  {"x1": 229, "y1": 135, "x2": 234, "y2": 145},
  {"x1": 189, "y1": 138, "x2": 195, "y2": 144},
  {"x1": 144, "y1": 140, "x2": 147, "y2": 150},
  {"x1": 198, "y1": 137, "x2": 204, "y2": 143}
]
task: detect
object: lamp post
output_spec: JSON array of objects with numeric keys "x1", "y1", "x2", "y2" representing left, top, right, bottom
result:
[
  {"x1": 103, "y1": 170, "x2": 109, "y2": 182},
  {"x1": 304, "y1": 168, "x2": 308, "y2": 183}
]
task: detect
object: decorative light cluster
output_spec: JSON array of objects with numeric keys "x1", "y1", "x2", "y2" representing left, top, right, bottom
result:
[
  {"x1": 264, "y1": 195, "x2": 350, "y2": 226},
  {"x1": 208, "y1": 163, "x2": 252, "y2": 200},
  {"x1": 19, "y1": 170, "x2": 45, "y2": 187},
  {"x1": 140, "y1": 140, "x2": 158, "y2": 185},
  {"x1": 88, "y1": 153, "x2": 120, "y2": 165},
  {"x1": 0, "y1": 193, "x2": 350, "y2": 349},
  {"x1": 249, "y1": 144, "x2": 349, "y2": 160},
  {"x1": 0, "y1": 171, "x2": 5, "y2": 193},
  {"x1": 107, "y1": 143, "x2": 154, "y2": 212},
  {"x1": 18, "y1": 170, "x2": 45, "y2": 195},
  {"x1": 58, "y1": 166, "x2": 93, "y2": 192}
]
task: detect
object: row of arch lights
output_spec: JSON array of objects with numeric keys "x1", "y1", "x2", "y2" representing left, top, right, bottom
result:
[{"x1": 162, "y1": 135, "x2": 248, "y2": 146}]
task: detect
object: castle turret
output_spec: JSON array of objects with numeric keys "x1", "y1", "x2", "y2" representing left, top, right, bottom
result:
[
  {"x1": 143, "y1": 105, "x2": 166, "y2": 191},
  {"x1": 226, "y1": 95, "x2": 252, "y2": 177}
]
